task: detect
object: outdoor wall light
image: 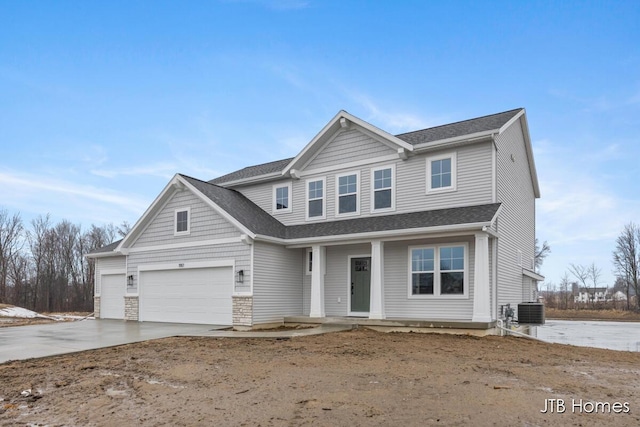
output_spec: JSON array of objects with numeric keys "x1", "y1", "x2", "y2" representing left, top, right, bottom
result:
[
  {"x1": 237, "y1": 270, "x2": 244, "y2": 284},
  {"x1": 127, "y1": 275, "x2": 134, "y2": 288}
]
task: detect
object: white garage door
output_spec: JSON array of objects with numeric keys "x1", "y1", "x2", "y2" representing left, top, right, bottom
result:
[
  {"x1": 139, "y1": 267, "x2": 233, "y2": 325},
  {"x1": 101, "y1": 274, "x2": 125, "y2": 319}
]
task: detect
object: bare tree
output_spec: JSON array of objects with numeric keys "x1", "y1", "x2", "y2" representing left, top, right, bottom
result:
[
  {"x1": 534, "y1": 238, "x2": 551, "y2": 272},
  {"x1": 117, "y1": 221, "x2": 132, "y2": 238},
  {"x1": 612, "y1": 223, "x2": 640, "y2": 310},
  {"x1": 558, "y1": 273, "x2": 571, "y2": 310},
  {"x1": 0, "y1": 209, "x2": 24, "y2": 303},
  {"x1": 569, "y1": 262, "x2": 602, "y2": 308}
]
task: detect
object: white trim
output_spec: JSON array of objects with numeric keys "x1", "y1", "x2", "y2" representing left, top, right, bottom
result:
[
  {"x1": 249, "y1": 240, "x2": 254, "y2": 294},
  {"x1": 407, "y1": 242, "x2": 469, "y2": 299},
  {"x1": 233, "y1": 291, "x2": 253, "y2": 297},
  {"x1": 272, "y1": 181, "x2": 293, "y2": 214},
  {"x1": 305, "y1": 248, "x2": 312, "y2": 276},
  {"x1": 426, "y1": 151, "x2": 457, "y2": 194},
  {"x1": 516, "y1": 249, "x2": 523, "y2": 267},
  {"x1": 127, "y1": 237, "x2": 242, "y2": 254},
  {"x1": 347, "y1": 254, "x2": 372, "y2": 316},
  {"x1": 370, "y1": 164, "x2": 396, "y2": 213},
  {"x1": 174, "y1": 207, "x2": 191, "y2": 236},
  {"x1": 523, "y1": 268, "x2": 545, "y2": 281},
  {"x1": 491, "y1": 142, "x2": 497, "y2": 203},
  {"x1": 305, "y1": 176, "x2": 327, "y2": 221},
  {"x1": 413, "y1": 130, "x2": 498, "y2": 151},
  {"x1": 299, "y1": 153, "x2": 399, "y2": 178},
  {"x1": 138, "y1": 259, "x2": 235, "y2": 272},
  {"x1": 335, "y1": 170, "x2": 360, "y2": 218}
]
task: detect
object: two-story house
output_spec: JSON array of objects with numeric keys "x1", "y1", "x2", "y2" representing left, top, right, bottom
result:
[{"x1": 88, "y1": 108, "x2": 543, "y2": 331}]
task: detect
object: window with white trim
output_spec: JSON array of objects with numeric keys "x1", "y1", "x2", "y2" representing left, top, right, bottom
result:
[
  {"x1": 272, "y1": 182, "x2": 292, "y2": 213},
  {"x1": 174, "y1": 208, "x2": 190, "y2": 236},
  {"x1": 409, "y1": 244, "x2": 467, "y2": 297},
  {"x1": 306, "y1": 178, "x2": 326, "y2": 220},
  {"x1": 371, "y1": 165, "x2": 395, "y2": 212},
  {"x1": 306, "y1": 249, "x2": 313, "y2": 275},
  {"x1": 426, "y1": 152, "x2": 457, "y2": 193},
  {"x1": 336, "y1": 172, "x2": 359, "y2": 216}
]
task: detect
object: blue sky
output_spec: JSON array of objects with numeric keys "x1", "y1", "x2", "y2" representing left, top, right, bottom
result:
[{"x1": 1, "y1": 0, "x2": 639, "y2": 287}]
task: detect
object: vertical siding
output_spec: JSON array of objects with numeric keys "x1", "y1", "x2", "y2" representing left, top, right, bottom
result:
[
  {"x1": 134, "y1": 189, "x2": 240, "y2": 248},
  {"x1": 95, "y1": 256, "x2": 126, "y2": 294},
  {"x1": 495, "y1": 118, "x2": 536, "y2": 310},
  {"x1": 305, "y1": 129, "x2": 396, "y2": 170},
  {"x1": 237, "y1": 142, "x2": 494, "y2": 227},
  {"x1": 323, "y1": 243, "x2": 371, "y2": 316},
  {"x1": 252, "y1": 242, "x2": 304, "y2": 324},
  {"x1": 384, "y1": 237, "x2": 475, "y2": 320},
  {"x1": 127, "y1": 243, "x2": 251, "y2": 294}
]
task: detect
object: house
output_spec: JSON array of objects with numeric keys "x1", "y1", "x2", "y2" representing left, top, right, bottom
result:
[
  {"x1": 574, "y1": 287, "x2": 610, "y2": 303},
  {"x1": 87, "y1": 108, "x2": 543, "y2": 331}
]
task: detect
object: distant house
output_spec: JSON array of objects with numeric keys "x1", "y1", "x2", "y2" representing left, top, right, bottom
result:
[
  {"x1": 574, "y1": 287, "x2": 609, "y2": 303},
  {"x1": 87, "y1": 108, "x2": 543, "y2": 330},
  {"x1": 611, "y1": 291, "x2": 627, "y2": 301}
]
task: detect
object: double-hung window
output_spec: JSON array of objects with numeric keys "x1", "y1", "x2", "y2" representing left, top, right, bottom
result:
[
  {"x1": 336, "y1": 172, "x2": 359, "y2": 216},
  {"x1": 371, "y1": 165, "x2": 395, "y2": 212},
  {"x1": 174, "y1": 208, "x2": 190, "y2": 236},
  {"x1": 409, "y1": 244, "x2": 467, "y2": 297},
  {"x1": 306, "y1": 178, "x2": 326, "y2": 220},
  {"x1": 426, "y1": 152, "x2": 457, "y2": 194},
  {"x1": 272, "y1": 182, "x2": 292, "y2": 213}
]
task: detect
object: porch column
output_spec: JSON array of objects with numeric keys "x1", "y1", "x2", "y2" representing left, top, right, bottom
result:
[
  {"x1": 472, "y1": 232, "x2": 492, "y2": 322},
  {"x1": 309, "y1": 245, "x2": 326, "y2": 318},
  {"x1": 369, "y1": 240, "x2": 385, "y2": 319}
]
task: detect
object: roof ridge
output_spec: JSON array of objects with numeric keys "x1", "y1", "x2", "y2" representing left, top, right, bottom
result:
[{"x1": 395, "y1": 108, "x2": 523, "y2": 137}]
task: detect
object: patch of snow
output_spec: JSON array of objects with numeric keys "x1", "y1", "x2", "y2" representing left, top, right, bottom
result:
[{"x1": 0, "y1": 305, "x2": 57, "y2": 320}]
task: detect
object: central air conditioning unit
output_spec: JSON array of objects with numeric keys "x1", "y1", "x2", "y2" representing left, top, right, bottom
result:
[{"x1": 518, "y1": 302, "x2": 545, "y2": 325}]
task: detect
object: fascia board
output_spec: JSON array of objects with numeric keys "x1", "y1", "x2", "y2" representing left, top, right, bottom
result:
[
  {"x1": 117, "y1": 174, "x2": 181, "y2": 251},
  {"x1": 85, "y1": 251, "x2": 125, "y2": 259},
  {"x1": 254, "y1": 222, "x2": 490, "y2": 247},
  {"x1": 178, "y1": 176, "x2": 257, "y2": 239},
  {"x1": 523, "y1": 268, "x2": 545, "y2": 281},
  {"x1": 412, "y1": 131, "x2": 497, "y2": 151},
  {"x1": 342, "y1": 111, "x2": 414, "y2": 151},
  {"x1": 214, "y1": 171, "x2": 283, "y2": 188},
  {"x1": 517, "y1": 112, "x2": 542, "y2": 198}
]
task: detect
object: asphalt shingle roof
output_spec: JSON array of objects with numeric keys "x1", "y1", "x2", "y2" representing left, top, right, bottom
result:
[
  {"x1": 210, "y1": 108, "x2": 522, "y2": 185},
  {"x1": 87, "y1": 239, "x2": 123, "y2": 256}
]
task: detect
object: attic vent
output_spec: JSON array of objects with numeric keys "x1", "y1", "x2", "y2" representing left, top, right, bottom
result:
[{"x1": 517, "y1": 302, "x2": 545, "y2": 325}]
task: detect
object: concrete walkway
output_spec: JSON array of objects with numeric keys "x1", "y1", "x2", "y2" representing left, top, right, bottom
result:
[{"x1": 0, "y1": 319, "x2": 352, "y2": 364}]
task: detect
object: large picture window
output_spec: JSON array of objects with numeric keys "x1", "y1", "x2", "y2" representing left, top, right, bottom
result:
[
  {"x1": 306, "y1": 178, "x2": 326, "y2": 220},
  {"x1": 409, "y1": 244, "x2": 467, "y2": 298},
  {"x1": 426, "y1": 152, "x2": 457, "y2": 194},
  {"x1": 336, "y1": 172, "x2": 359, "y2": 216}
]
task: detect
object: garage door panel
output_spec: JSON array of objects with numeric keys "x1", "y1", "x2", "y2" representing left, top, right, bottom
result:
[
  {"x1": 101, "y1": 274, "x2": 125, "y2": 319},
  {"x1": 139, "y1": 267, "x2": 232, "y2": 325}
]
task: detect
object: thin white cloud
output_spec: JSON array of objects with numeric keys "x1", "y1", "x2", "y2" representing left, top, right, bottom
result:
[{"x1": 91, "y1": 163, "x2": 177, "y2": 179}]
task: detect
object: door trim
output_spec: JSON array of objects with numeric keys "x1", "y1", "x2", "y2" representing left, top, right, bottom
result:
[{"x1": 347, "y1": 254, "x2": 371, "y2": 316}]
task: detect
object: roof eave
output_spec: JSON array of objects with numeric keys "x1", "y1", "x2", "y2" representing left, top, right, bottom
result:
[
  {"x1": 213, "y1": 171, "x2": 284, "y2": 188},
  {"x1": 517, "y1": 111, "x2": 542, "y2": 198},
  {"x1": 411, "y1": 130, "x2": 498, "y2": 152}
]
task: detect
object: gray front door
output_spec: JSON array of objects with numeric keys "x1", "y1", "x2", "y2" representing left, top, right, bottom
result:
[{"x1": 351, "y1": 257, "x2": 371, "y2": 313}]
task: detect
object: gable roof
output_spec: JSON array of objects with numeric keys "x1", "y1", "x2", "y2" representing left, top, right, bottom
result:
[{"x1": 211, "y1": 108, "x2": 525, "y2": 186}]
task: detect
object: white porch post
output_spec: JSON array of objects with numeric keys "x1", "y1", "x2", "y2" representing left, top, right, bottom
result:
[
  {"x1": 369, "y1": 240, "x2": 385, "y2": 320},
  {"x1": 472, "y1": 232, "x2": 492, "y2": 322},
  {"x1": 309, "y1": 245, "x2": 326, "y2": 318}
]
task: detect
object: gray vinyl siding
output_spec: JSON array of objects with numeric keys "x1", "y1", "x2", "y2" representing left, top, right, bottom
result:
[
  {"x1": 127, "y1": 243, "x2": 251, "y2": 294},
  {"x1": 495, "y1": 118, "x2": 536, "y2": 311},
  {"x1": 305, "y1": 129, "x2": 396, "y2": 171},
  {"x1": 383, "y1": 237, "x2": 475, "y2": 320},
  {"x1": 323, "y1": 243, "x2": 371, "y2": 316},
  {"x1": 134, "y1": 189, "x2": 240, "y2": 248},
  {"x1": 95, "y1": 256, "x2": 126, "y2": 295},
  {"x1": 237, "y1": 142, "x2": 494, "y2": 226},
  {"x1": 252, "y1": 242, "x2": 304, "y2": 324}
]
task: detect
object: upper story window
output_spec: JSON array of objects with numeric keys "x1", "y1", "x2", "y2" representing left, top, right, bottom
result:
[
  {"x1": 174, "y1": 207, "x2": 190, "y2": 236},
  {"x1": 336, "y1": 172, "x2": 359, "y2": 216},
  {"x1": 426, "y1": 152, "x2": 457, "y2": 194},
  {"x1": 371, "y1": 165, "x2": 395, "y2": 212},
  {"x1": 272, "y1": 182, "x2": 292, "y2": 214},
  {"x1": 306, "y1": 177, "x2": 326, "y2": 220},
  {"x1": 409, "y1": 244, "x2": 467, "y2": 298}
]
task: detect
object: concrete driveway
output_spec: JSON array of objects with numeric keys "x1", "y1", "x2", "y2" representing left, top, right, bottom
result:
[{"x1": 0, "y1": 319, "x2": 227, "y2": 364}]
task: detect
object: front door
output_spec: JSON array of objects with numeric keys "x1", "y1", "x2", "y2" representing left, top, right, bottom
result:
[{"x1": 350, "y1": 257, "x2": 371, "y2": 313}]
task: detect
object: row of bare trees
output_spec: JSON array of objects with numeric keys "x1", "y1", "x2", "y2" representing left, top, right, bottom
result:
[{"x1": 0, "y1": 208, "x2": 124, "y2": 313}]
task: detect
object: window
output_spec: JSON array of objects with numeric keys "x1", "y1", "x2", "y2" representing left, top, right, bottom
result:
[
  {"x1": 409, "y1": 244, "x2": 467, "y2": 297},
  {"x1": 426, "y1": 152, "x2": 457, "y2": 194},
  {"x1": 174, "y1": 208, "x2": 190, "y2": 236},
  {"x1": 306, "y1": 249, "x2": 313, "y2": 275},
  {"x1": 336, "y1": 172, "x2": 359, "y2": 216},
  {"x1": 272, "y1": 182, "x2": 292, "y2": 213},
  {"x1": 371, "y1": 165, "x2": 395, "y2": 212},
  {"x1": 306, "y1": 178, "x2": 326, "y2": 220}
]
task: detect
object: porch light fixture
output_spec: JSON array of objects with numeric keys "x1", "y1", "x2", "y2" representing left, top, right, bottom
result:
[
  {"x1": 236, "y1": 269, "x2": 244, "y2": 284},
  {"x1": 127, "y1": 275, "x2": 134, "y2": 288}
]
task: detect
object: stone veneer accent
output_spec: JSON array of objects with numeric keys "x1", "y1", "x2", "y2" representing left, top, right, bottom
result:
[
  {"x1": 124, "y1": 296, "x2": 139, "y2": 321},
  {"x1": 233, "y1": 296, "x2": 253, "y2": 327},
  {"x1": 94, "y1": 296, "x2": 100, "y2": 318}
]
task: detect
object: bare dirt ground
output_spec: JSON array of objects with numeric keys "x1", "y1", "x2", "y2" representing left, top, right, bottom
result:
[{"x1": 1, "y1": 328, "x2": 639, "y2": 427}]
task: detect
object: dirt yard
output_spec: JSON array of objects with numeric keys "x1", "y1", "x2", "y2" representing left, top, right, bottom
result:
[{"x1": 1, "y1": 328, "x2": 639, "y2": 427}]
